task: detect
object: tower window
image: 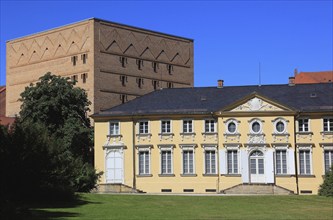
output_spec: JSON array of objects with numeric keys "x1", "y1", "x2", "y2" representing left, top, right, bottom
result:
[
  {"x1": 81, "y1": 54, "x2": 88, "y2": 64},
  {"x1": 71, "y1": 75, "x2": 78, "y2": 83},
  {"x1": 137, "y1": 59, "x2": 143, "y2": 70},
  {"x1": 120, "y1": 94, "x2": 127, "y2": 104},
  {"x1": 120, "y1": 75, "x2": 127, "y2": 86},
  {"x1": 119, "y1": 56, "x2": 127, "y2": 67},
  {"x1": 81, "y1": 73, "x2": 87, "y2": 84},
  {"x1": 167, "y1": 82, "x2": 173, "y2": 88},
  {"x1": 152, "y1": 62, "x2": 159, "y2": 72},
  {"x1": 152, "y1": 80, "x2": 159, "y2": 90},
  {"x1": 167, "y1": 64, "x2": 173, "y2": 74},
  {"x1": 71, "y1": 56, "x2": 78, "y2": 66},
  {"x1": 137, "y1": 78, "x2": 144, "y2": 88}
]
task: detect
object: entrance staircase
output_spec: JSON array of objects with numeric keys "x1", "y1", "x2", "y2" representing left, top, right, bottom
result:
[
  {"x1": 93, "y1": 183, "x2": 145, "y2": 193},
  {"x1": 221, "y1": 184, "x2": 294, "y2": 195}
]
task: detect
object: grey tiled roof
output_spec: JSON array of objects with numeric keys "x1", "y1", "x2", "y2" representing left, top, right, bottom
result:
[{"x1": 93, "y1": 83, "x2": 333, "y2": 117}]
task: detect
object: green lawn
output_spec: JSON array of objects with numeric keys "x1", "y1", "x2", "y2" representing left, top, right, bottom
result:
[{"x1": 30, "y1": 193, "x2": 333, "y2": 220}]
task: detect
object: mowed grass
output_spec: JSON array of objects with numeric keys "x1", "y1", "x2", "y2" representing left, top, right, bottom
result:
[{"x1": 31, "y1": 193, "x2": 333, "y2": 220}]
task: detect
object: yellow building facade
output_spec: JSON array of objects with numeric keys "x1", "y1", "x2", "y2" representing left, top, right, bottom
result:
[{"x1": 93, "y1": 83, "x2": 333, "y2": 194}]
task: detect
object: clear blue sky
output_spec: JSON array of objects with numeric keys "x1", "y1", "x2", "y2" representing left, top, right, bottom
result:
[{"x1": 1, "y1": 0, "x2": 332, "y2": 87}]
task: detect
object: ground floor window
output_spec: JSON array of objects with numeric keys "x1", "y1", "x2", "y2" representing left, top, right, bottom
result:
[
  {"x1": 324, "y1": 150, "x2": 333, "y2": 173},
  {"x1": 299, "y1": 150, "x2": 311, "y2": 175},
  {"x1": 161, "y1": 150, "x2": 172, "y2": 174},
  {"x1": 205, "y1": 150, "x2": 216, "y2": 174},
  {"x1": 276, "y1": 150, "x2": 287, "y2": 174},
  {"x1": 139, "y1": 151, "x2": 150, "y2": 175},
  {"x1": 183, "y1": 150, "x2": 194, "y2": 174},
  {"x1": 227, "y1": 150, "x2": 238, "y2": 174}
]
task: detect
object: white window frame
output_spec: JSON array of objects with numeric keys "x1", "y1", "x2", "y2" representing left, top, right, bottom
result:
[
  {"x1": 272, "y1": 118, "x2": 288, "y2": 134},
  {"x1": 323, "y1": 117, "x2": 333, "y2": 132},
  {"x1": 158, "y1": 145, "x2": 174, "y2": 175},
  {"x1": 182, "y1": 119, "x2": 194, "y2": 133},
  {"x1": 138, "y1": 120, "x2": 149, "y2": 134},
  {"x1": 297, "y1": 145, "x2": 313, "y2": 175},
  {"x1": 249, "y1": 118, "x2": 264, "y2": 134},
  {"x1": 224, "y1": 118, "x2": 239, "y2": 135},
  {"x1": 161, "y1": 119, "x2": 172, "y2": 134},
  {"x1": 204, "y1": 119, "x2": 216, "y2": 133},
  {"x1": 109, "y1": 120, "x2": 120, "y2": 135},
  {"x1": 203, "y1": 145, "x2": 217, "y2": 175},
  {"x1": 224, "y1": 145, "x2": 240, "y2": 174},
  {"x1": 297, "y1": 118, "x2": 310, "y2": 132},
  {"x1": 275, "y1": 147, "x2": 288, "y2": 175},
  {"x1": 321, "y1": 145, "x2": 333, "y2": 174},
  {"x1": 137, "y1": 146, "x2": 152, "y2": 175},
  {"x1": 180, "y1": 145, "x2": 196, "y2": 175}
]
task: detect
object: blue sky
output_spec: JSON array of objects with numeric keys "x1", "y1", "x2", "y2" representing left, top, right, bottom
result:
[{"x1": 0, "y1": 0, "x2": 332, "y2": 87}]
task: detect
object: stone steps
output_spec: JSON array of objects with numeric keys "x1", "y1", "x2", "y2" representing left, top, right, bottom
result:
[
  {"x1": 93, "y1": 183, "x2": 145, "y2": 193},
  {"x1": 222, "y1": 184, "x2": 294, "y2": 195}
]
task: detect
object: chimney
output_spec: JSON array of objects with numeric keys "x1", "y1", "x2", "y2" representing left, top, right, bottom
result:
[
  {"x1": 288, "y1": 76, "x2": 295, "y2": 86},
  {"x1": 217, "y1": 79, "x2": 224, "y2": 88}
]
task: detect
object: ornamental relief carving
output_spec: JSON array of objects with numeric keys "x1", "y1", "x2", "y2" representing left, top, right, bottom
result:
[
  {"x1": 231, "y1": 97, "x2": 283, "y2": 112},
  {"x1": 248, "y1": 134, "x2": 266, "y2": 144}
]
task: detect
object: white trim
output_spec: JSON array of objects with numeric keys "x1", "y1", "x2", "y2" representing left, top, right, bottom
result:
[
  {"x1": 158, "y1": 145, "x2": 175, "y2": 175},
  {"x1": 138, "y1": 119, "x2": 150, "y2": 134},
  {"x1": 297, "y1": 117, "x2": 311, "y2": 132},
  {"x1": 136, "y1": 145, "x2": 152, "y2": 175},
  {"x1": 104, "y1": 147, "x2": 125, "y2": 184},
  {"x1": 203, "y1": 118, "x2": 217, "y2": 133},
  {"x1": 224, "y1": 118, "x2": 240, "y2": 135},
  {"x1": 297, "y1": 144, "x2": 313, "y2": 175},
  {"x1": 272, "y1": 117, "x2": 288, "y2": 134},
  {"x1": 249, "y1": 118, "x2": 264, "y2": 134},
  {"x1": 321, "y1": 144, "x2": 333, "y2": 174},
  {"x1": 202, "y1": 145, "x2": 217, "y2": 174},
  {"x1": 323, "y1": 117, "x2": 333, "y2": 132}
]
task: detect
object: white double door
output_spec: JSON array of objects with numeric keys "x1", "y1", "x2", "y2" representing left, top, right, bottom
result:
[
  {"x1": 250, "y1": 150, "x2": 265, "y2": 183},
  {"x1": 106, "y1": 150, "x2": 123, "y2": 183}
]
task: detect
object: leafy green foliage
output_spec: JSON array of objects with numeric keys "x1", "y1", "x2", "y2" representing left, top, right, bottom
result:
[{"x1": 319, "y1": 166, "x2": 333, "y2": 196}]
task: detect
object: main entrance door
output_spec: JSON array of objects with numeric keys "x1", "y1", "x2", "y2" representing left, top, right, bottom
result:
[
  {"x1": 250, "y1": 150, "x2": 265, "y2": 183},
  {"x1": 106, "y1": 150, "x2": 123, "y2": 183}
]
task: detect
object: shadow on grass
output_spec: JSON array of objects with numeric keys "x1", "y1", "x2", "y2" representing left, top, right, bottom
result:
[{"x1": 1, "y1": 194, "x2": 100, "y2": 220}]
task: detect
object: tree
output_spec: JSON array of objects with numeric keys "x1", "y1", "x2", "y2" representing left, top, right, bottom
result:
[
  {"x1": 18, "y1": 72, "x2": 100, "y2": 192},
  {"x1": 319, "y1": 166, "x2": 333, "y2": 197}
]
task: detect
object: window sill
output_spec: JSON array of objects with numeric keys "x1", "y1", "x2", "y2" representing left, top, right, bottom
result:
[
  {"x1": 296, "y1": 132, "x2": 313, "y2": 135},
  {"x1": 202, "y1": 132, "x2": 218, "y2": 135},
  {"x1": 137, "y1": 174, "x2": 152, "y2": 177},
  {"x1": 298, "y1": 175, "x2": 315, "y2": 178},
  {"x1": 158, "y1": 133, "x2": 174, "y2": 136},
  {"x1": 271, "y1": 133, "x2": 290, "y2": 136},
  {"x1": 320, "y1": 131, "x2": 333, "y2": 135},
  {"x1": 107, "y1": 134, "x2": 122, "y2": 138},
  {"x1": 158, "y1": 174, "x2": 175, "y2": 177},
  {"x1": 223, "y1": 133, "x2": 241, "y2": 136},
  {"x1": 180, "y1": 174, "x2": 197, "y2": 177},
  {"x1": 180, "y1": 132, "x2": 196, "y2": 135},
  {"x1": 203, "y1": 174, "x2": 218, "y2": 177},
  {"x1": 221, "y1": 174, "x2": 241, "y2": 177},
  {"x1": 136, "y1": 133, "x2": 152, "y2": 137}
]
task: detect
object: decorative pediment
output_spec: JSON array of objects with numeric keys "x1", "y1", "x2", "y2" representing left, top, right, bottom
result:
[{"x1": 230, "y1": 97, "x2": 284, "y2": 112}]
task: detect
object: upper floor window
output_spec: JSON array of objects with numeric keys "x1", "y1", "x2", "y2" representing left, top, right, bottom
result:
[
  {"x1": 137, "y1": 78, "x2": 144, "y2": 88},
  {"x1": 71, "y1": 55, "x2": 78, "y2": 66},
  {"x1": 204, "y1": 119, "x2": 216, "y2": 133},
  {"x1": 81, "y1": 73, "x2": 87, "y2": 84},
  {"x1": 109, "y1": 121, "x2": 120, "y2": 135},
  {"x1": 152, "y1": 62, "x2": 159, "y2": 72},
  {"x1": 120, "y1": 75, "x2": 127, "y2": 86},
  {"x1": 167, "y1": 82, "x2": 174, "y2": 88},
  {"x1": 71, "y1": 75, "x2": 78, "y2": 83},
  {"x1": 139, "y1": 121, "x2": 149, "y2": 134},
  {"x1": 225, "y1": 119, "x2": 239, "y2": 134},
  {"x1": 249, "y1": 119, "x2": 263, "y2": 134},
  {"x1": 182, "y1": 119, "x2": 193, "y2": 133},
  {"x1": 298, "y1": 118, "x2": 309, "y2": 132},
  {"x1": 323, "y1": 118, "x2": 333, "y2": 132},
  {"x1": 273, "y1": 118, "x2": 288, "y2": 134},
  {"x1": 152, "y1": 80, "x2": 159, "y2": 90},
  {"x1": 167, "y1": 64, "x2": 173, "y2": 74},
  {"x1": 161, "y1": 120, "x2": 171, "y2": 134},
  {"x1": 120, "y1": 94, "x2": 127, "y2": 104}
]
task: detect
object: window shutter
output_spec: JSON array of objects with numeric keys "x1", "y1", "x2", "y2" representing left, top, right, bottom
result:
[
  {"x1": 240, "y1": 149, "x2": 249, "y2": 183},
  {"x1": 287, "y1": 149, "x2": 295, "y2": 175},
  {"x1": 265, "y1": 149, "x2": 274, "y2": 183},
  {"x1": 219, "y1": 149, "x2": 227, "y2": 174}
]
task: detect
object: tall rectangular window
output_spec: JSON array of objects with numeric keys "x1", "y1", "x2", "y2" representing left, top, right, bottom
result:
[
  {"x1": 109, "y1": 121, "x2": 119, "y2": 135},
  {"x1": 205, "y1": 150, "x2": 216, "y2": 174},
  {"x1": 324, "y1": 150, "x2": 333, "y2": 173},
  {"x1": 139, "y1": 151, "x2": 150, "y2": 175},
  {"x1": 161, "y1": 120, "x2": 171, "y2": 133},
  {"x1": 183, "y1": 150, "x2": 194, "y2": 174},
  {"x1": 227, "y1": 150, "x2": 238, "y2": 174},
  {"x1": 276, "y1": 150, "x2": 287, "y2": 174},
  {"x1": 298, "y1": 119, "x2": 309, "y2": 132},
  {"x1": 299, "y1": 150, "x2": 311, "y2": 175},
  {"x1": 183, "y1": 120, "x2": 193, "y2": 133},
  {"x1": 139, "y1": 121, "x2": 149, "y2": 134},
  {"x1": 205, "y1": 119, "x2": 216, "y2": 133},
  {"x1": 323, "y1": 118, "x2": 333, "y2": 132},
  {"x1": 161, "y1": 150, "x2": 172, "y2": 174}
]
